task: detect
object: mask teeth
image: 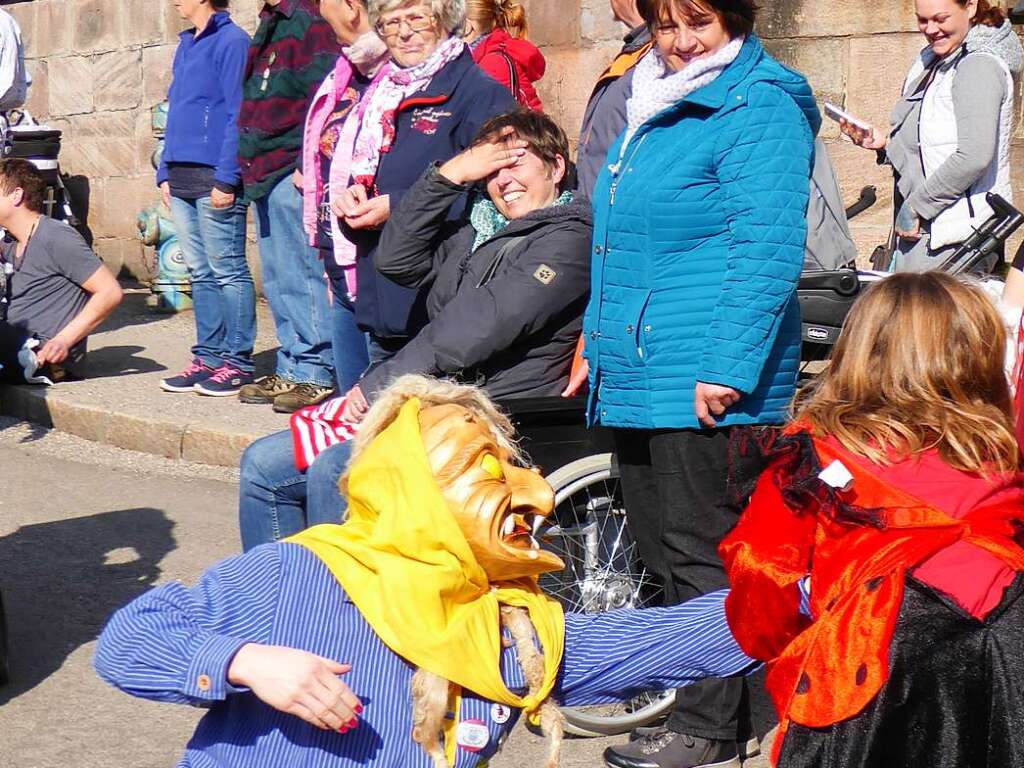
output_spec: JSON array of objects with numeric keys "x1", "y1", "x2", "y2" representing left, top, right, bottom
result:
[
  {"x1": 529, "y1": 535, "x2": 539, "y2": 550},
  {"x1": 501, "y1": 515, "x2": 515, "y2": 538},
  {"x1": 530, "y1": 513, "x2": 544, "y2": 536}
]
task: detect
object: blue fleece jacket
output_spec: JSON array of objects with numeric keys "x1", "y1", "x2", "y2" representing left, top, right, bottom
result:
[
  {"x1": 157, "y1": 12, "x2": 250, "y2": 189},
  {"x1": 584, "y1": 36, "x2": 820, "y2": 430}
]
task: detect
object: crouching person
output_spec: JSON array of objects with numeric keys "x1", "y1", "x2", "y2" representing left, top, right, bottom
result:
[
  {"x1": 237, "y1": 110, "x2": 591, "y2": 550},
  {"x1": 96, "y1": 376, "x2": 756, "y2": 768},
  {"x1": 0, "y1": 159, "x2": 122, "y2": 382}
]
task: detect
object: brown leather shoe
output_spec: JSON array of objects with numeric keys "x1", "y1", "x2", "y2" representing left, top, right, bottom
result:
[
  {"x1": 272, "y1": 382, "x2": 335, "y2": 413},
  {"x1": 238, "y1": 374, "x2": 297, "y2": 404}
]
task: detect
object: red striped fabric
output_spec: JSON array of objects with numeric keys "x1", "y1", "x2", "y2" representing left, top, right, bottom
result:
[{"x1": 289, "y1": 395, "x2": 358, "y2": 472}]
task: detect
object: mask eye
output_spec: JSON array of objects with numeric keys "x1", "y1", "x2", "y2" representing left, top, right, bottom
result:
[{"x1": 481, "y1": 453, "x2": 505, "y2": 482}]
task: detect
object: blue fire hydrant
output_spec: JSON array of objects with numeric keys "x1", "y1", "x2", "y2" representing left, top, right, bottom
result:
[{"x1": 139, "y1": 101, "x2": 192, "y2": 313}]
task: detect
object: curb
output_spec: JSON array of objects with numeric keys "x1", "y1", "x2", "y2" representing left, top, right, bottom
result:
[{"x1": 0, "y1": 384, "x2": 265, "y2": 467}]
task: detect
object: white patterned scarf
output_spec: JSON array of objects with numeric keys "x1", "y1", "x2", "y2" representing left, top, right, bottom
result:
[
  {"x1": 621, "y1": 35, "x2": 745, "y2": 156},
  {"x1": 349, "y1": 36, "x2": 466, "y2": 191}
]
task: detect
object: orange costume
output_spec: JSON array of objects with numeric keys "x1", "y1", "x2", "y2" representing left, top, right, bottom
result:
[{"x1": 720, "y1": 428, "x2": 1024, "y2": 767}]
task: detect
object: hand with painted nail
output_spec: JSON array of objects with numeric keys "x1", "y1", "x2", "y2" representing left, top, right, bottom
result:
[{"x1": 227, "y1": 643, "x2": 362, "y2": 732}]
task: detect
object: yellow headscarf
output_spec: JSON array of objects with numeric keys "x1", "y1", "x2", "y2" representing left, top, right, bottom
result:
[{"x1": 289, "y1": 399, "x2": 565, "y2": 763}]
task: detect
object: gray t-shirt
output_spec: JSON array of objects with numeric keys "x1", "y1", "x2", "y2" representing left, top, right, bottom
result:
[{"x1": 1, "y1": 216, "x2": 102, "y2": 358}]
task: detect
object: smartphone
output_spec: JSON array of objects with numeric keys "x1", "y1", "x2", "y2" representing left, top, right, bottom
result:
[{"x1": 823, "y1": 102, "x2": 872, "y2": 132}]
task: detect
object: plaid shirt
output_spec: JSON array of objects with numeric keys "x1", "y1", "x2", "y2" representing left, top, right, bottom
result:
[{"x1": 237, "y1": 0, "x2": 340, "y2": 201}]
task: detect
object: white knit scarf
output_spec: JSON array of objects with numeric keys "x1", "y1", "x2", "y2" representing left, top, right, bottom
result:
[
  {"x1": 349, "y1": 36, "x2": 466, "y2": 190},
  {"x1": 622, "y1": 36, "x2": 745, "y2": 156}
]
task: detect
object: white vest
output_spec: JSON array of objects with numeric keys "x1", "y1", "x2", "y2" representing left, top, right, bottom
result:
[{"x1": 903, "y1": 47, "x2": 1014, "y2": 249}]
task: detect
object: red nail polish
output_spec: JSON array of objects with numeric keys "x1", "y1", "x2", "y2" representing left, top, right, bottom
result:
[
  {"x1": 354, "y1": 704, "x2": 364, "y2": 715},
  {"x1": 348, "y1": 718, "x2": 359, "y2": 729}
]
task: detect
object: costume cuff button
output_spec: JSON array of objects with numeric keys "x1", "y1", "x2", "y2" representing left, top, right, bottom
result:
[{"x1": 197, "y1": 674, "x2": 212, "y2": 692}]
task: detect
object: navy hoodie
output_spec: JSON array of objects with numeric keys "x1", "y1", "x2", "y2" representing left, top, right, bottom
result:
[
  {"x1": 350, "y1": 48, "x2": 515, "y2": 340},
  {"x1": 157, "y1": 12, "x2": 250, "y2": 190}
]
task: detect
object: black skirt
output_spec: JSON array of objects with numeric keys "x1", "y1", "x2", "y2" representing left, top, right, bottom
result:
[{"x1": 778, "y1": 573, "x2": 1024, "y2": 768}]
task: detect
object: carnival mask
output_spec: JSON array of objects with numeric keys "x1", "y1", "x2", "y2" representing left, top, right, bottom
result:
[{"x1": 418, "y1": 404, "x2": 565, "y2": 581}]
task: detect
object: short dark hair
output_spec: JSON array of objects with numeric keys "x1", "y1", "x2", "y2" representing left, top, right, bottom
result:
[
  {"x1": 210, "y1": 0, "x2": 230, "y2": 8},
  {"x1": 0, "y1": 159, "x2": 46, "y2": 213},
  {"x1": 641, "y1": 0, "x2": 757, "y2": 38},
  {"x1": 472, "y1": 109, "x2": 571, "y2": 192}
]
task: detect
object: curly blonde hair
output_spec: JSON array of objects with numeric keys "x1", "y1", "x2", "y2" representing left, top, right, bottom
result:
[
  {"x1": 367, "y1": 0, "x2": 467, "y2": 34},
  {"x1": 794, "y1": 272, "x2": 1019, "y2": 473}
]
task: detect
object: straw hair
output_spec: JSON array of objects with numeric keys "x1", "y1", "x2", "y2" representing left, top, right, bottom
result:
[
  {"x1": 340, "y1": 375, "x2": 526, "y2": 494},
  {"x1": 794, "y1": 272, "x2": 1019, "y2": 474}
]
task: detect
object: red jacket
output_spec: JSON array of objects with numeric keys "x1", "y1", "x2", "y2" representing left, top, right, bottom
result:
[
  {"x1": 720, "y1": 429, "x2": 1024, "y2": 763},
  {"x1": 472, "y1": 29, "x2": 545, "y2": 112}
]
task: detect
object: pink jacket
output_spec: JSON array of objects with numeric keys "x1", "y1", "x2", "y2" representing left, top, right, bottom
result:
[{"x1": 301, "y1": 55, "x2": 356, "y2": 254}]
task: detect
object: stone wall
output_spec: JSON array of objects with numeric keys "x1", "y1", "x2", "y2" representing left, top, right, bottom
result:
[{"x1": 3, "y1": 0, "x2": 1022, "y2": 278}]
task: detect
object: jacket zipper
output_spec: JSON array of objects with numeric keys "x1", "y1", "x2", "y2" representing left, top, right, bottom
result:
[{"x1": 608, "y1": 134, "x2": 648, "y2": 207}]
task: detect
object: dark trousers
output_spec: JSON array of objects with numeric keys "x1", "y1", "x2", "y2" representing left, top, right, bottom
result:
[{"x1": 613, "y1": 427, "x2": 776, "y2": 743}]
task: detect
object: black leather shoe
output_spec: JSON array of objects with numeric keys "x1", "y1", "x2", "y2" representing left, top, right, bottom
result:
[{"x1": 604, "y1": 728, "x2": 741, "y2": 768}]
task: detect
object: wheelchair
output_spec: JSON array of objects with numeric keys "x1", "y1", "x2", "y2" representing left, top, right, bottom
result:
[{"x1": 501, "y1": 398, "x2": 674, "y2": 736}]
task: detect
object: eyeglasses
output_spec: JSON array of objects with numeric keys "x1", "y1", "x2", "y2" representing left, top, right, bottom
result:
[{"x1": 375, "y1": 11, "x2": 436, "y2": 38}]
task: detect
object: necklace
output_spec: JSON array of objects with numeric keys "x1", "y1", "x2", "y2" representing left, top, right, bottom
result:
[{"x1": 13, "y1": 215, "x2": 41, "y2": 270}]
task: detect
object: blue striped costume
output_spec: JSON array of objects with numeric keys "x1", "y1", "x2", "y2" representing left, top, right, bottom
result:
[{"x1": 95, "y1": 543, "x2": 753, "y2": 767}]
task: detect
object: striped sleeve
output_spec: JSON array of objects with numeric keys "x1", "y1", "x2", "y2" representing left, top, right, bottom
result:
[
  {"x1": 93, "y1": 545, "x2": 284, "y2": 706},
  {"x1": 289, "y1": 396, "x2": 358, "y2": 471},
  {"x1": 556, "y1": 590, "x2": 757, "y2": 707}
]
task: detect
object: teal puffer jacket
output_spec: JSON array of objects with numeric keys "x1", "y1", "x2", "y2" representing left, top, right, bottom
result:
[{"x1": 584, "y1": 35, "x2": 820, "y2": 430}]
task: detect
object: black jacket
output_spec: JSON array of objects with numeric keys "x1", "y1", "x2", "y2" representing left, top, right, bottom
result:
[{"x1": 359, "y1": 165, "x2": 593, "y2": 400}]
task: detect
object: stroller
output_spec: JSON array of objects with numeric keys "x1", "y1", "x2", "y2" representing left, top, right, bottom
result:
[{"x1": 797, "y1": 191, "x2": 1024, "y2": 363}]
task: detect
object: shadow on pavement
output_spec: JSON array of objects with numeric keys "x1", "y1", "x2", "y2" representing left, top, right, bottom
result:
[
  {"x1": 84, "y1": 345, "x2": 167, "y2": 379},
  {"x1": 99, "y1": 291, "x2": 178, "y2": 334},
  {"x1": 0, "y1": 507, "x2": 175, "y2": 704}
]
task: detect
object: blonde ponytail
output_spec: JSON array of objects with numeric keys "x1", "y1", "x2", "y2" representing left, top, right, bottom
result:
[{"x1": 466, "y1": 0, "x2": 530, "y2": 39}]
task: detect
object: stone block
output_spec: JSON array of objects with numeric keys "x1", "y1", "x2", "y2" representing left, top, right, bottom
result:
[
  {"x1": 74, "y1": 0, "x2": 124, "y2": 54},
  {"x1": 135, "y1": 109, "x2": 159, "y2": 179},
  {"x1": 47, "y1": 56, "x2": 95, "y2": 116},
  {"x1": 232, "y1": 5, "x2": 261, "y2": 35},
  {"x1": 93, "y1": 49, "x2": 143, "y2": 112},
  {"x1": 142, "y1": 44, "x2": 177, "y2": 109},
  {"x1": 845, "y1": 33, "x2": 922, "y2": 135},
  {"x1": 92, "y1": 175, "x2": 157, "y2": 241},
  {"x1": 758, "y1": 0, "x2": 918, "y2": 39},
  {"x1": 540, "y1": 43, "x2": 623, "y2": 143},
  {"x1": 60, "y1": 112, "x2": 138, "y2": 180},
  {"x1": 762, "y1": 37, "x2": 848, "y2": 109},
  {"x1": 93, "y1": 237, "x2": 155, "y2": 283},
  {"x1": 164, "y1": 4, "x2": 190, "y2": 38},
  {"x1": 579, "y1": 0, "x2": 628, "y2": 45},
  {"x1": 182, "y1": 425, "x2": 261, "y2": 468},
  {"x1": 24, "y1": 59, "x2": 49, "y2": 120},
  {"x1": 6, "y1": 2, "x2": 38, "y2": 59},
  {"x1": 35, "y1": 0, "x2": 75, "y2": 57},
  {"x1": 125, "y1": 0, "x2": 165, "y2": 46},
  {"x1": 523, "y1": 0, "x2": 580, "y2": 47}
]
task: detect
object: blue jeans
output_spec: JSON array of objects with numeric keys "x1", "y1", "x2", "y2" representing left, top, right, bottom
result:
[
  {"x1": 253, "y1": 174, "x2": 334, "y2": 387},
  {"x1": 323, "y1": 251, "x2": 369, "y2": 392},
  {"x1": 238, "y1": 428, "x2": 352, "y2": 551},
  {"x1": 168, "y1": 196, "x2": 255, "y2": 372}
]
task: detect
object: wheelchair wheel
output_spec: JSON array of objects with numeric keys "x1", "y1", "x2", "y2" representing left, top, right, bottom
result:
[{"x1": 541, "y1": 453, "x2": 675, "y2": 737}]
